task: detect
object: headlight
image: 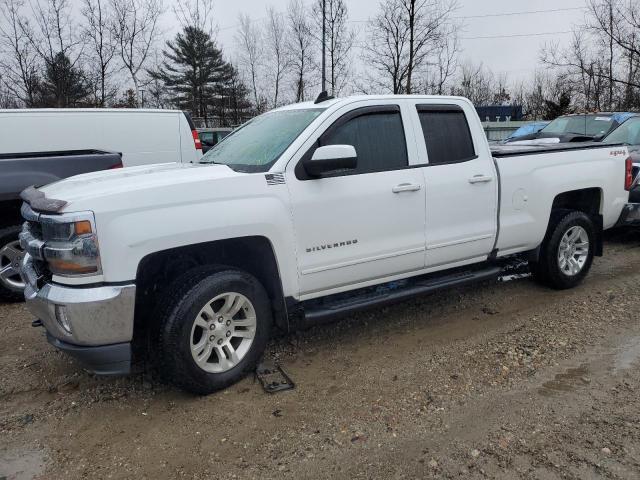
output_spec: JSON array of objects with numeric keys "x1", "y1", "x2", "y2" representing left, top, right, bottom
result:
[{"x1": 41, "y1": 214, "x2": 102, "y2": 276}]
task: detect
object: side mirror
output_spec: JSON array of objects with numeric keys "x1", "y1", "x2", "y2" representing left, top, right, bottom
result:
[{"x1": 304, "y1": 145, "x2": 357, "y2": 177}]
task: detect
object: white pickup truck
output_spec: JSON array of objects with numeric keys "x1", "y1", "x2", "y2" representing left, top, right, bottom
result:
[{"x1": 18, "y1": 95, "x2": 633, "y2": 394}]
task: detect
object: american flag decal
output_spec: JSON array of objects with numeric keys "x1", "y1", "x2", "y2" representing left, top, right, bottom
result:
[{"x1": 265, "y1": 173, "x2": 286, "y2": 185}]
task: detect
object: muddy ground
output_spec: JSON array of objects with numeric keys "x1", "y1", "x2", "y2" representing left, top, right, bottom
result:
[{"x1": 2, "y1": 230, "x2": 640, "y2": 479}]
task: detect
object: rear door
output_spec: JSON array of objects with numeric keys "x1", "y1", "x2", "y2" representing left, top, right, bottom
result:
[
  {"x1": 411, "y1": 102, "x2": 498, "y2": 268},
  {"x1": 286, "y1": 101, "x2": 427, "y2": 297}
]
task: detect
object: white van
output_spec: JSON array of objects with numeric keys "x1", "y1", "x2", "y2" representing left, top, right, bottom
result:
[{"x1": 0, "y1": 109, "x2": 203, "y2": 166}]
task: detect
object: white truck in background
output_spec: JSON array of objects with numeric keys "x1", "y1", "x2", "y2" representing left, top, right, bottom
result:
[{"x1": 17, "y1": 95, "x2": 632, "y2": 394}]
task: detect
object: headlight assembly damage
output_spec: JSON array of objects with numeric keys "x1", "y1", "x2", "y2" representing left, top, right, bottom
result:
[{"x1": 20, "y1": 208, "x2": 102, "y2": 277}]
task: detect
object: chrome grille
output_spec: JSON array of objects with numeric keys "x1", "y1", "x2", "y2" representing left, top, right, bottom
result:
[{"x1": 19, "y1": 203, "x2": 49, "y2": 278}]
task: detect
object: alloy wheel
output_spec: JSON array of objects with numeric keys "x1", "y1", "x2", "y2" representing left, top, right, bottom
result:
[
  {"x1": 189, "y1": 292, "x2": 257, "y2": 373},
  {"x1": 0, "y1": 240, "x2": 25, "y2": 292},
  {"x1": 557, "y1": 226, "x2": 589, "y2": 277}
]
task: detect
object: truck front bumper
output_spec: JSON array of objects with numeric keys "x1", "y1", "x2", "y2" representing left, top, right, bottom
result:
[
  {"x1": 21, "y1": 254, "x2": 135, "y2": 375},
  {"x1": 615, "y1": 203, "x2": 640, "y2": 227}
]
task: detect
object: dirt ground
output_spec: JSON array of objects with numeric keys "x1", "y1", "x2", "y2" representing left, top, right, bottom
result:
[{"x1": 2, "y1": 230, "x2": 640, "y2": 480}]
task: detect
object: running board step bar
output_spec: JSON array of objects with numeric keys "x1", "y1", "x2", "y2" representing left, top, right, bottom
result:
[{"x1": 302, "y1": 265, "x2": 503, "y2": 326}]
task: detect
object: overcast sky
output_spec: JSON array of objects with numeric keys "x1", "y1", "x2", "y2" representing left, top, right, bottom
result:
[{"x1": 203, "y1": 0, "x2": 588, "y2": 84}]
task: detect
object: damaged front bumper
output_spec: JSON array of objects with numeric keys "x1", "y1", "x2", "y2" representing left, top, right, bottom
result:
[{"x1": 21, "y1": 253, "x2": 135, "y2": 375}]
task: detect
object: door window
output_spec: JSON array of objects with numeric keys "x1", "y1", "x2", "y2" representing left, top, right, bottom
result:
[
  {"x1": 417, "y1": 106, "x2": 476, "y2": 165},
  {"x1": 322, "y1": 110, "x2": 408, "y2": 175},
  {"x1": 296, "y1": 107, "x2": 408, "y2": 179}
]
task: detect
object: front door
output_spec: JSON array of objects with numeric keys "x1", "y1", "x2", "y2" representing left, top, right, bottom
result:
[{"x1": 286, "y1": 103, "x2": 427, "y2": 297}]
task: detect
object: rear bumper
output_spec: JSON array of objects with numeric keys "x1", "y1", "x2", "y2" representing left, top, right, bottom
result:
[
  {"x1": 47, "y1": 333, "x2": 131, "y2": 375},
  {"x1": 615, "y1": 203, "x2": 640, "y2": 227}
]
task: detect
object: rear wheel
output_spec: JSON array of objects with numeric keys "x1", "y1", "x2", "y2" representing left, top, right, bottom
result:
[
  {"x1": 154, "y1": 267, "x2": 272, "y2": 394},
  {"x1": 530, "y1": 211, "x2": 595, "y2": 290},
  {"x1": 0, "y1": 226, "x2": 25, "y2": 303}
]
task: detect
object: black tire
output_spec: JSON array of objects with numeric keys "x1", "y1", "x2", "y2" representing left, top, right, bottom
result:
[
  {"x1": 0, "y1": 225, "x2": 25, "y2": 303},
  {"x1": 530, "y1": 210, "x2": 595, "y2": 290},
  {"x1": 154, "y1": 267, "x2": 272, "y2": 395}
]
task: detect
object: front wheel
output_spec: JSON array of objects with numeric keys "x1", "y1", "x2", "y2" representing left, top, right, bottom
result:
[
  {"x1": 155, "y1": 268, "x2": 272, "y2": 395},
  {"x1": 530, "y1": 211, "x2": 595, "y2": 290}
]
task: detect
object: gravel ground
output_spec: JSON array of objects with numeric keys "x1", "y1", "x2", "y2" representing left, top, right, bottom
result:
[{"x1": 2, "y1": 229, "x2": 640, "y2": 479}]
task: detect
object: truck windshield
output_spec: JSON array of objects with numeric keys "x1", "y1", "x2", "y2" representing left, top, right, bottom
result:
[
  {"x1": 541, "y1": 115, "x2": 614, "y2": 137},
  {"x1": 603, "y1": 117, "x2": 640, "y2": 146},
  {"x1": 200, "y1": 108, "x2": 325, "y2": 172}
]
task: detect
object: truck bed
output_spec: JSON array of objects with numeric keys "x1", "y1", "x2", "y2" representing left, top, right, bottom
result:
[
  {"x1": 490, "y1": 142, "x2": 623, "y2": 158},
  {"x1": 0, "y1": 150, "x2": 122, "y2": 202}
]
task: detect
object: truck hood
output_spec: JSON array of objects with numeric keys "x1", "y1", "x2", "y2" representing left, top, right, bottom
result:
[{"x1": 39, "y1": 162, "x2": 239, "y2": 207}]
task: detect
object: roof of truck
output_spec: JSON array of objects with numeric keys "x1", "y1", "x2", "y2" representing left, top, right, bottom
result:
[{"x1": 273, "y1": 95, "x2": 473, "y2": 112}]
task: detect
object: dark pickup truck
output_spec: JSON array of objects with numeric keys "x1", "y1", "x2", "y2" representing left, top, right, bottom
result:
[{"x1": 0, "y1": 150, "x2": 122, "y2": 301}]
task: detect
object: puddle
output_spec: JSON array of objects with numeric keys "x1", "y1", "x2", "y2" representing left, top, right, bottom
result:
[
  {"x1": 538, "y1": 365, "x2": 591, "y2": 397},
  {"x1": 537, "y1": 336, "x2": 640, "y2": 397},
  {"x1": 0, "y1": 448, "x2": 46, "y2": 480},
  {"x1": 612, "y1": 336, "x2": 640, "y2": 374}
]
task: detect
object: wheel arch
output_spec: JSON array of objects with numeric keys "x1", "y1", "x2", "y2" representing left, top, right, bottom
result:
[
  {"x1": 551, "y1": 187, "x2": 603, "y2": 217},
  {"x1": 529, "y1": 187, "x2": 604, "y2": 262},
  {"x1": 134, "y1": 236, "x2": 289, "y2": 343}
]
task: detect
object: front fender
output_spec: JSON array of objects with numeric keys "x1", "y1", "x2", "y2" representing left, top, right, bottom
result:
[{"x1": 96, "y1": 195, "x2": 298, "y2": 297}]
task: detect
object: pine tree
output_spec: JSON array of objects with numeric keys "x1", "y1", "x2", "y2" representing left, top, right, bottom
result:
[
  {"x1": 37, "y1": 52, "x2": 89, "y2": 107},
  {"x1": 150, "y1": 26, "x2": 234, "y2": 122}
]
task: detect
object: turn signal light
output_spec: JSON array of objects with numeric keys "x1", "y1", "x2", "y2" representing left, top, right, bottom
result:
[
  {"x1": 74, "y1": 220, "x2": 92, "y2": 236},
  {"x1": 47, "y1": 258, "x2": 98, "y2": 274}
]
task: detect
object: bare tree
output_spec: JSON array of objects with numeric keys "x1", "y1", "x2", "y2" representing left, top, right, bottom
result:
[
  {"x1": 0, "y1": 74, "x2": 20, "y2": 107},
  {"x1": 452, "y1": 61, "x2": 496, "y2": 106},
  {"x1": 542, "y1": 32, "x2": 610, "y2": 111},
  {"x1": 236, "y1": 14, "x2": 263, "y2": 111},
  {"x1": 403, "y1": 0, "x2": 458, "y2": 93},
  {"x1": 364, "y1": 1, "x2": 408, "y2": 94},
  {"x1": 81, "y1": 0, "x2": 117, "y2": 106},
  {"x1": 364, "y1": 0, "x2": 459, "y2": 94},
  {"x1": 541, "y1": 0, "x2": 640, "y2": 110},
  {"x1": 0, "y1": 0, "x2": 40, "y2": 105},
  {"x1": 520, "y1": 71, "x2": 573, "y2": 120},
  {"x1": 311, "y1": 0, "x2": 354, "y2": 95},
  {"x1": 424, "y1": 25, "x2": 459, "y2": 95},
  {"x1": 111, "y1": 0, "x2": 163, "y2": 105},
  {"x1": 173, "y1": 0, "x2": 214, "y2": 33},
  {"x1": 287, "y1": 0, "x2": 314, "y2": 102},
  {"x1": 264, "y1": 6, "x2": 289, "y2": 108},
  {"x1": 587, "y1": 0, "x2": 640, "y2": 90},
  {"x1": 23, "y1": 0, "x2": 83, "y2": 68},
  {"x1": 18, "y1": 0, "x2": 91, "y2": 106}
]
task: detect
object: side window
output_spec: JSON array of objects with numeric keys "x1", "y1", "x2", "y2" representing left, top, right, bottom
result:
[
  {"x1": 417, "y1": 106, "x2": 476, "y2": 165},
  {"x1": 321, "y1": 110, "x2": 408, "y2": 175}
]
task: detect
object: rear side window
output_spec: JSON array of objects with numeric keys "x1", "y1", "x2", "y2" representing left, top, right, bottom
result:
[
  {"x1": 417, "y1": 106, "x2": 476, "y2": 165},
  {"x1": 321, "y1": 110, "x2": 408, "y2": 175},
  {"x1": 200, "y1": 132, "x2": 215, "y2": 146}
]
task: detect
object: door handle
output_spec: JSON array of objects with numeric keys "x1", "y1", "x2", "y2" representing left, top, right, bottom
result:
[
  {"x1": 468, "y1": 175, "x2": 493, "y2": 184},
  {"x1": 392, "y1": 183, "x2": 422, "y2": 193}
]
